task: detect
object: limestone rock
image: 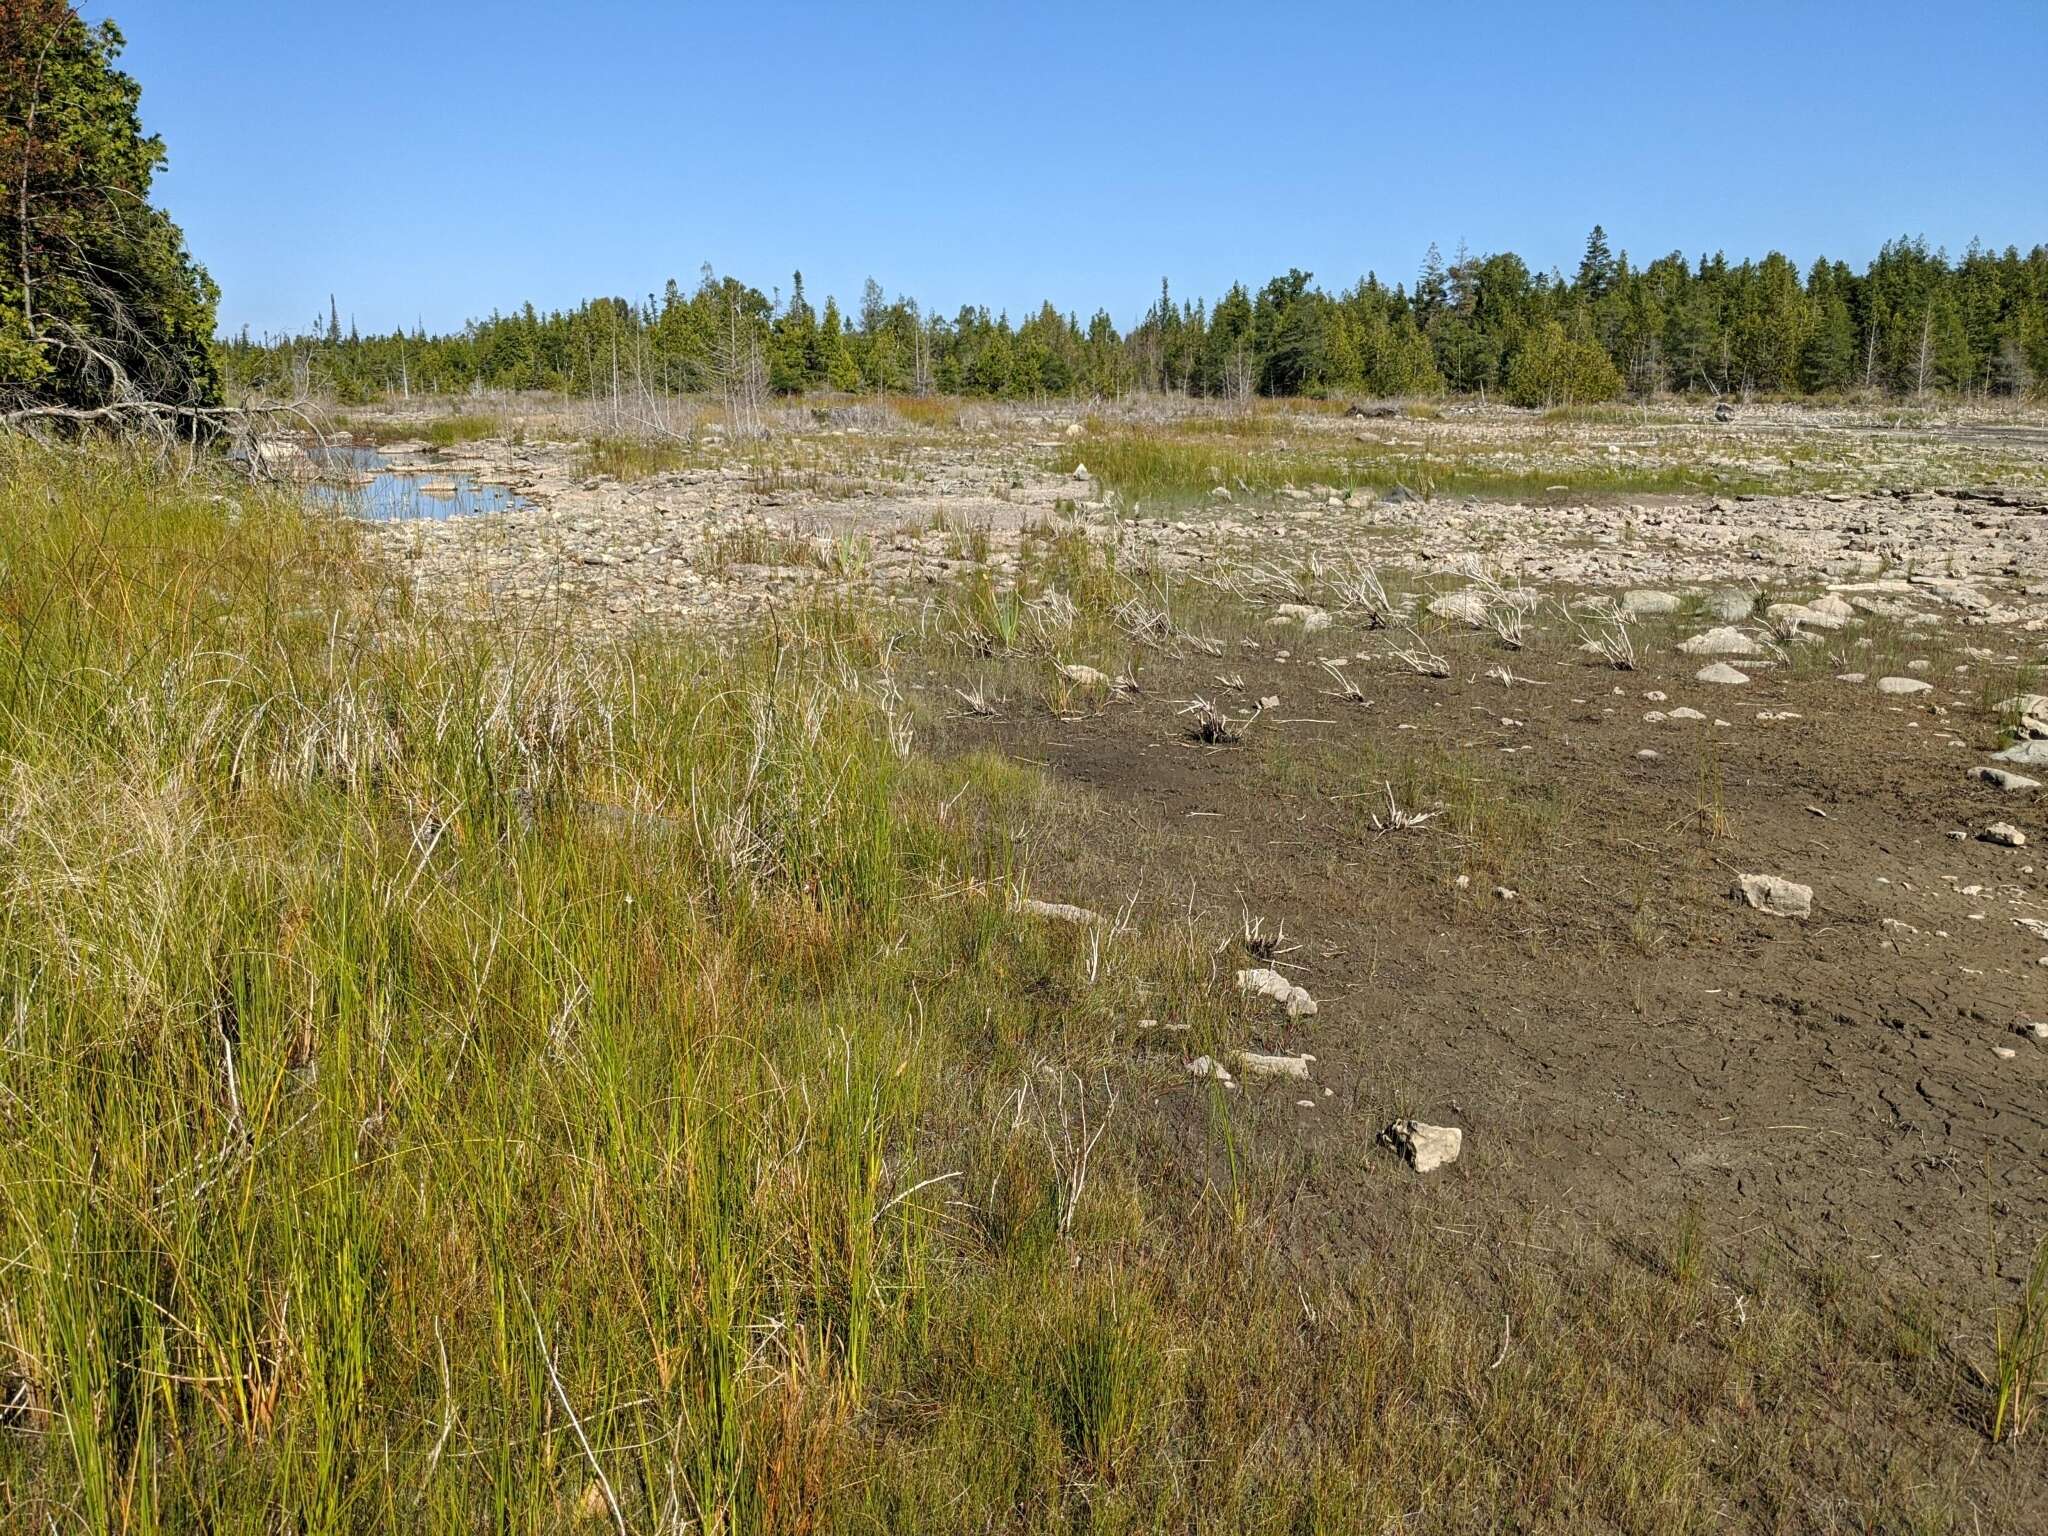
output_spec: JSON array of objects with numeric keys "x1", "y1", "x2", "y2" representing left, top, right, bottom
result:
[
  {"x1": 1381, "y1": 1120, "x2": 1463, "y2": 1174},
  {"x1": 1428, "y1": 590, "x2": 1490, "y2": 626},
  {"x1": 1237, "y1": 968, "x2": 1318, "y2": 1018},
  {"x1": 1876, "y1": 676, "x2": 1932, "y2": 695},
  {"x1": 1972, "y1": 766, "x2": 2042, "y2": 791},
  {"x1": 1735, "y1": 873, "x2": 1812, "y2": 918},
  {"x1": 1767, "y1": 602, "x2": 1847, "y2": 632},
  {"x1": 1017, "y1": 897, "x2": 1101, "y2": 925},
  {"x1": 1704, "y1": 588, "x2": 1755, "y2": 621},
  {"x1": 1696, "y1": 662, "x2": 1750, "y2": 685},
  {"x1": 1620, "y1": 589, "x2": 1679, "y2": 617},
  {"x1": 1236, "y1": 1050, "x2": 1315, "y2": 1080},
  {"x1": 1679, "y1": 626, "x2": 1762, "y2": 657},
  {"x1": 1272, "y1": 603, "x2": 1333, "y2": 633}
]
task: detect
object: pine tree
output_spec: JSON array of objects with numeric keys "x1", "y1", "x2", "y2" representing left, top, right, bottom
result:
[
  {"x1": 1416, "y1": 242, "x2": 1448, "y2": 323},
  {"x1": 1575, "y1": 226, "x2": 1616, "y2": 301},
  {"x1": 1, "y1": 0, "x2": 222, "y2": 413},
  {"x1": 827, "y1": 337, "x2": 861, "y2": 392}
]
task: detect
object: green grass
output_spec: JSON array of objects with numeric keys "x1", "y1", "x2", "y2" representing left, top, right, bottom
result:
[
  {"x1": 578, "y1": 432, "x2": 692, "y2": 480},
  {"x1": 339, "y1": 412, "x2": 501, "y2": 448},
  {"x1": 1055, "y1": 429, "x2": 1774, "y2": 506},
  {"x1": 0, "y1": 441, "x2": 2039, "y2": 1530}
]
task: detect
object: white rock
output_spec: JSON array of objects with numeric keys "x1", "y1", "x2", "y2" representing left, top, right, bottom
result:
[
  {"x1": 1696, "y1": 663, "x2": 1750, "y2": 685},
  {"x1": 1185, "y1": 1055, "x2": 1234, "y2": 1082},
  {"x1": 1237, "y1": 967, "x2": 1318, "y2": 1018},
  {"x1": 1767, "y1": 602, "x2": 1847, "y2": 632},
  {"x1": 1071, "y1": 462, "x2": 1091, "y2": 481},
  {"x1": 1382, "y1": 1120, "x2": 1463, "y2": 1174},
  {"x1": 1982, "y1": 823, "x2": 2028, "y2": 848},
  {"x1": 1272, "y1": 603, "x2": 1332, "y2": 633},
  {"x1": 1736, "y1": 873, "x2": 1812, "y2": 918},
  {"x1": 1876, "y1": 676, "x2": 1932, "y2": 695},
  {"x1": 2016, "y1": 1022, "x2": 2048, "y2": 1043},
  {"x1": 1993, "y1": 740, "x2": 2048, "y2": 766},
  {"x1": 1972, "y1": 767, "x2": 2042, "y2": 791},
  {"x1": 1058, "y1": 663, "x2": 1111, "y2": 687},
  {"x1": 1236, "y1": 1050, "x2": 1315, "y2": 1080},
  {"x1": 1016, "y1": 897, "x2": 1102, "y2": 924},
  {"x1": 1704, "y1": 588, "x2": 1755, "y2": 621},
  {"x1": 1620, "y1": 589, "x2": 1679, "y2": 617},
  {"x1": 1428, "y1": 590, "x2": 1491, "y2": 626},
  {"x1": 1679, "y1": 626, "x2": 1762, "y2": 657}
]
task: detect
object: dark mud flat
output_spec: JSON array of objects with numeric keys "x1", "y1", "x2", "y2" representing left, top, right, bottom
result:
[{"x1": 926, "y1": 630, "x2": 2048, "y2": 1520}]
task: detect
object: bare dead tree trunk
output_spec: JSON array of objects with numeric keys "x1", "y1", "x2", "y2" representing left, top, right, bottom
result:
[
  {"x1": 1915, "y1": 309, "x2": 1933, "y2": 397},
  {"x1": 715, "y1": 298, "x2": 765, "y2": 439},
  {"x1": 1225, "y1": 345, "x2": 1253, "y2": 415}
]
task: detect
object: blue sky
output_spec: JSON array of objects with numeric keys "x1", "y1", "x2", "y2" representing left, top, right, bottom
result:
[{"x1": 96, "y1": 0, "x2": 2047, "y2": 339}]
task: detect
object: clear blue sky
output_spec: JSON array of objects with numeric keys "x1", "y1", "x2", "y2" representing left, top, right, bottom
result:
[{"x1": 94, "y1": 0, "x2": 2048, "y2": 339}]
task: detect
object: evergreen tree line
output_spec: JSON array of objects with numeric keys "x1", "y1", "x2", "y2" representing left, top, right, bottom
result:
[{"x1": 224, "y1": 230, "x2": 2048, "y2": 410}]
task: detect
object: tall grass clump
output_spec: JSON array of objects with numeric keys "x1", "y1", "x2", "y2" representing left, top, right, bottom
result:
[
  {"x1": 0, "y1": 440, "x2": 984, "y2": 1528},
  {"x1": 578, "y1": 433, "x2": 693, "y2": 481},
  {"x1": 423, "y1": 412, "x2": 500, "y2": 448}
]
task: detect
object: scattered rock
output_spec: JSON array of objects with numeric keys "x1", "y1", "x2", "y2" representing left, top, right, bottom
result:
[
  {"x1": 2016, "y1": 1022, "x2": 2048, "y2": 1043},
  {"x1": 1185, "y1": 1055, "x2": 1234, "y2": 1082},
  {"x1": 1428, "y1": 590, "x2": 1491, "y2": 626},
  {"x1": 1058, "y1": 663, "x2": 1111, "y2": 688},
  {"x1": 1679, "y1": 626, "x2": 1762, "y2": 657},
  {"x1": 1993, "y1": 740, "x2": 2048, "y2": 766},
  {"x1": 1876, "y1": 676, "x2": 1932, "y2": 695},
  {"x1": 1704, "y1": 588, "x2": 1755, "y2": 621},
  {"x1": 1995, "y1": 695, "x2": 2048, "y2": 738},
  {"x1": 1236, "y1": 1050, "x2": 1315, "y2": 1080},
  {"x1": 1972, "y1": 766, "x2": 2043, "y2": 791},
  {"x1": 1735, "y1": 873, "x2": 1813, "y2": 918},
  {"x1": 1380, "y1": 1120, "x2": 1463, "y2": 1174},
  {"x1": 1238, "y1": 967, "x2": 1318, "y2": 1018},
  {"x1": 1696, "y1": 662, "x2": 1750, "y2": 685},
  {"x1": 1767, "y1": 601, "x2": 1847, "y2": 632},
  {"x1": 1620, "y1": 589, "x2": 1679, "y2": 617},
  {"x1": 1272, "y1": 603, "x2": 1332, "y2": 633},
  {"x1": 1982, "y1": 823, "x2": 2029, "y2": 847},
  {"x1": 1016, "y1": 898, "x2": 1101, "y2": 924}
]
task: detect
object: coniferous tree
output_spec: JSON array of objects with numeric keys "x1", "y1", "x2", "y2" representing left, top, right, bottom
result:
[
  {"x1": 1, "y1": 0, "x2": 221, "y2": 414},
  {"x1": 1575, "y1": 226, "x2": 1617, "y2": 301}
]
